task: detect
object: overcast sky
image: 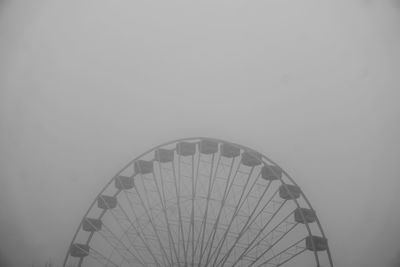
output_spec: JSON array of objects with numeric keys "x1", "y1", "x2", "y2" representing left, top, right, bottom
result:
[{"x1": 1, "y1": 0, "x2": 400, "y2": 266}]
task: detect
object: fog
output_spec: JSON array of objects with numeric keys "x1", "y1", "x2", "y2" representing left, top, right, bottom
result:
[{"x1": 1, "y1": 0, "x2": 399, "y2": 266}]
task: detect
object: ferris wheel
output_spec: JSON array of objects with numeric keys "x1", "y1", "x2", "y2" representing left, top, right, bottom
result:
[{"x1": 63, "y1": 137, "x2": 333, "y2": 267}]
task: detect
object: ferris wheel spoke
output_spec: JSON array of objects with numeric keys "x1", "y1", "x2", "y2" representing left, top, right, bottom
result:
[
  {"x1": 97, "y1": 222, "x2": 146, "y2": 267},
  {"x1": 221, "y1": 184, "x2": 280, "y2": 265},
  {"x1": 116, "y1": 221, "x2": 155, "y2": 266},
  {"x1": 93, "y1": 193, "x2": 149, "y2": 266},
  {"x1": 212, "y1": 163, "x2": 258, "y2": 267},
  {"x1": 191, "y1": 154, "x2": 211, "y2": 256},
  {"x1": 173, "y1": 153, "x2": 187, "y2": 266},
  {"x1": 133, "y1": 176, "x2": 172, "y2": 266},
  {"x1": 155, "y1": 161, "x2": 180, "y2": 265},
  {"x1": 253, "y1": 237, "x2": 307, "y2": 267},
  {"x1": 110, "y1": 208, "x2": 155, "y2": 265},
  {"x1": 114, "y1": 196, "x2": 163, "y2": 266},
  {"x1": 243, "y1": 188, "x2": 280, "y2": 233},
  {"x1": 87, "y1": 246, "x2": 120, "y2": 267},
  {"x1": 74, "y1": 245, "x2": 114, "y2": 267},
  {"x1": 238, "y1": 210, "x2": 299, "y2": 266},
  {"x1": 181, "y1": 152, "x2": 201, "y2": 266},
  {"x1": 117, "y1": 194, "x2": 174, "y2": 266},
  {"x1": 187, "y1": 153, "x2": 200, "y2": 267},
  {"x1": 218, "y1": 179, "x2": 273, "y2": 266},
  {"x1": 203, "y1": 156, "x2": 238, "y2": 266},
  {"x1": 81, "y1": 218, "x2": 141, "y2": 266},
  {"x1": 178, "y1": 153, "x2": 198, "y2": 266},
  {"x1": 216, "y1": 171, "x2": 263, "y2": 266},
  {"x1": 217, "y1": 167, "x2": 264, "y2": 266},
  {"x1": 231, "y1": 196, "x2": 288, "y2": 265},
  {"x1": 141, "y1": 169, "x2": 173, "y2": 265},
  {"x1": 195, "y1": 153, "x2": 219, "y2": 266}
]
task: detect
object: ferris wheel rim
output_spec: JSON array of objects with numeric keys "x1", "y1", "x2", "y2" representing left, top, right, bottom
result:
[{"x1": 63, "y1": 137, "x2": 333, "y2": 267}]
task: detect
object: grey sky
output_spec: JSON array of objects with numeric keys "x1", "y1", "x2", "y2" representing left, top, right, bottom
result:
[{"x1": 1, "y1": 0, "x2": 400, "y2": 266}]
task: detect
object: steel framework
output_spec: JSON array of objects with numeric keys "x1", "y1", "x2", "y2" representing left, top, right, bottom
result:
[{"x1": 63, "y1": 137, "x2": 333, "y2": 267}]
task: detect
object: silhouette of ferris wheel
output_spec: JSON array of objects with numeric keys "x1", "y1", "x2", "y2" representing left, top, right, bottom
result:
[{"x1": 63, "y1": 137, "x2": 333, "y2": 267}]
